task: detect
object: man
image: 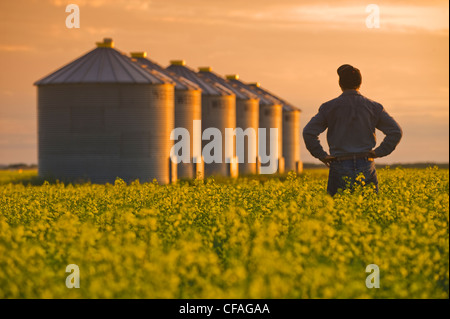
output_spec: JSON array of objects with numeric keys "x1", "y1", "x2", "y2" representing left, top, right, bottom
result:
[{"x1": 303, "y1": 64, "x2": 402, "y2": 196}]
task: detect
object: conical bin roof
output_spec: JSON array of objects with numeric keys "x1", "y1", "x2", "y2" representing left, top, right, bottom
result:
[
  {"x1": 166, "y1": 61, "x2": 233, "y2": 96},
  {"x1": 197, "y1": 67, "x2": 258, "y2": 100},
  {"x1": 248, "y1": 82, "x2": 301, "y2": 112},
  {"x1": 130, "y1": 52, "x2": 200, "y2": 91},
  {"x1": 34, "y1": 38, "x2": 172, "y2": 85},
  {"x1": 225, "y1": 75, "x2": 280, "y2": 107}
]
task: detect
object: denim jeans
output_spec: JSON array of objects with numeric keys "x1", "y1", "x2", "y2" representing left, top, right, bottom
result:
[{"x1": 327, "y1": 158, "x2": 378, "y2": 196}]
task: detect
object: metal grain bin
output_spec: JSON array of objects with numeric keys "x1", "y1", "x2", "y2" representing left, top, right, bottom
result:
[
  {"x1": 34, "y1": 38, "x2": 175, "y2": 184},
  {"x1": 167, "y1": 61, "x2": 237, "y2": 177},
  {"x1": 281, "y1": 108, "x2": 302, "y2": 173},
  {"x1": 226, "y1": 75, "x2": 284, "y2": 174},
  {"x1": 197, "y1": 69, "x2": 259, "y2": 175},
  {"x1": 130, "y1": 52, "x2": 202, "y2": 179},
  {"x1": 248, "y1": 83, "x2": 303, "y2": 173}
]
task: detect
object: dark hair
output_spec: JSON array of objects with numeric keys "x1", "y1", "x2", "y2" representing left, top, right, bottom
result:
[{"x1": 337, "y1": 64, "x2": 362, "y2": 90}]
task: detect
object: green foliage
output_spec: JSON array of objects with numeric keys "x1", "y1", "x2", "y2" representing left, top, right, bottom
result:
[{"x1": 0, "y1": 167, "x2": 448, "y2": 298}]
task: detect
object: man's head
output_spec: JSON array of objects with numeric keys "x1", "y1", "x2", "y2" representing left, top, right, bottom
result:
[{"x1": 337, "y1": 64, "x2": 362, "y2": 91}]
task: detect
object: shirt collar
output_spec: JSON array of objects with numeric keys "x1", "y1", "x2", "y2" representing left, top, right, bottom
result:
[{"x1": 340, "y1": 89, "x2": 361, "y2": 96}]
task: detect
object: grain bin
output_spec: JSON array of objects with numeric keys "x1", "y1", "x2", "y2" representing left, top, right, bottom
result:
[
  {"x1": 167, "y1": 61, "x2": 237, "y2": 177},
  {"x1": 34, "y1": 38, "x2": 176, "y2": 184},
  {"x1": 248, "y1": 83, "x2": 303, "y2": 173},
  {"x1": 130, "y1": 52, "x2": 203, "y2": 179},
  {"x1": 226, "y1": 75, "x2": 284, "y2": 174},
  {"x1": 197, "y1": 68, "x2": 259, "y2": 175}
]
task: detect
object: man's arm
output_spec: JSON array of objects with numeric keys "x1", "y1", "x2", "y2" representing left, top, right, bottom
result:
[
  {"x1": 303, "y1": 107, "x2": 329, "y2": 160},
  {"x1": 373, "y1": 108, "x2": 403, "y2": 157}
]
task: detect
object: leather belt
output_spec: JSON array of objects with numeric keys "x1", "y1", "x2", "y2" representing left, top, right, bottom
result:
[{"x1": 332, "y1": 154, "x2": 374, "y2": 162}]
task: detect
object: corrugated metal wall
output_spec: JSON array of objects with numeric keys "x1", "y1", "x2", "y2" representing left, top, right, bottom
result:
[
  {"x1": 201, "y1": 94, "x2": 236, "y2": 177},
  {"x1": 38, "y1": 83, "x2": 174, "y2": 184},
  {"x1": 174, "y1": 89, "x2": 202, "y2": 178},
  {"x1": 259, "y1": 103, "x2": 284, "y2": 173},
  {"x1": 282, "y1": 109, "x2": 302, "y2": 173},
  {"x1": 236, "y1": 98, "x2": 259, "y2": 175}
]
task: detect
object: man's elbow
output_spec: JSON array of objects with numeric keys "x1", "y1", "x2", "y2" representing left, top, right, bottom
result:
[
  {"x1": 388, "y1": 123, "x2": 403, "y2": 143},
  {"x1": 302, "y1": 126, "x2": 314, "y2": 139},
  {"x1": 302, "y1": 130, "x2": 316, "y2": 147},
  {"x1": 394, "y1": 125, "x2": 403, "y2": 142},
  {"x1": 302, "y1": 127, "x2": 308, "y2": 138}
]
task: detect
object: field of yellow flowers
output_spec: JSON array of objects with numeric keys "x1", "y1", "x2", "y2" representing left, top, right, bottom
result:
[{"x1": 0, "y1": 167, "x2": 448, "y2": 299}]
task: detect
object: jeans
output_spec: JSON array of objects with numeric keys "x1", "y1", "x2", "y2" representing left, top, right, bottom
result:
[{"x1": 327, "y1": 158, "x2": 378, "y2": 196}]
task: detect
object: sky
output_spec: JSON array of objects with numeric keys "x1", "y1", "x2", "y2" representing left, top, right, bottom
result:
[{"x1": 0, "y1": 0, "x2": 448, "y2": 165}]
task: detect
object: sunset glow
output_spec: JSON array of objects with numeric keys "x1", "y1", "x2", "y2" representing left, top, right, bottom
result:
[{"x1": 0, "y1": 0, "x2": 448, "y2": 164}]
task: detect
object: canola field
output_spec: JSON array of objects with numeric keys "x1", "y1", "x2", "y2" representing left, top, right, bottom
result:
[{"x1": 0, "y1": 167, "x2": 448, "y2": 299}]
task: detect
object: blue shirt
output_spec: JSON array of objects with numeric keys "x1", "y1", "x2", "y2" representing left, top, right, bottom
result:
[{"x1": 303, "y1": 90, "x2": 402, "y2": 159}]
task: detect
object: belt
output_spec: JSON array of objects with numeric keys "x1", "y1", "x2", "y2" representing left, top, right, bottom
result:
[{"x1": 332, "y1": 153, "x2": 374, "y2": 162}]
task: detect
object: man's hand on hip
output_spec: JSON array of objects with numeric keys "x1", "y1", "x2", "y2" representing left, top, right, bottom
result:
[
  {"x1": 368, "y1": 150, "x2": 378, "y2": 158},
  {"x1": 320, "y1": 155, "x2": 336, "y2": 168}
]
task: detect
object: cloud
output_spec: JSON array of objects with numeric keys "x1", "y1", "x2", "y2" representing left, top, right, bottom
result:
[
  {"x1": 50, "y1": 0, "x2": 108, "y2": 8},
  {"x1": 45, "y1": 0, "x2": 448, "y2": 33},
  {"x1": 239, "y1": 4, "x2": 448, "y2": 33},
  {"x1": 49, "y1": 0, "x2": 151, "y2": 10},
  {"x1": 0, "y1": 45, "x2": 35, "y2": 52},
  {"x1": 84, "y1": 27, "x2": 116, "y2": 36},
  {"x1": 132, "y1": 2, "x2": 449, "y2": 34}
]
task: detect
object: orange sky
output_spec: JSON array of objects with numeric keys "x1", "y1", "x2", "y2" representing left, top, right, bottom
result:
[{"x1": 0, "y1": 0, "x2": 448, "y2": 165}]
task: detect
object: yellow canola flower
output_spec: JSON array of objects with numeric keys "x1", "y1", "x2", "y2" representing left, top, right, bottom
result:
[{"x1": 0, "y1": 167, "x2": 447, "y2": 299}]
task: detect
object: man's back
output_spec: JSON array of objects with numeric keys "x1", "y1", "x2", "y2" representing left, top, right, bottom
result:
[
  {"x1": 302, "y1": 64, "x2": 402, "y2": 196},
  {"x1": 303, "y1": 90, "x2": 402, "y2": 160}
]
